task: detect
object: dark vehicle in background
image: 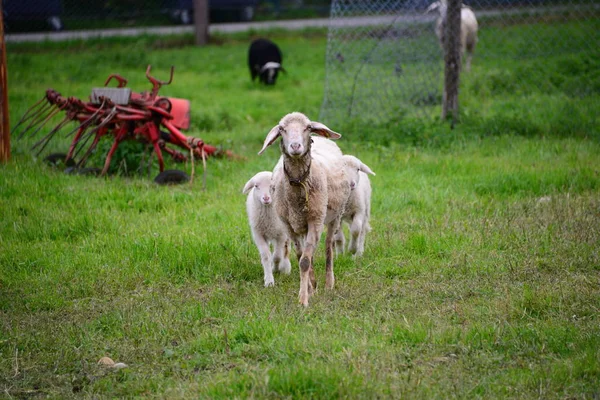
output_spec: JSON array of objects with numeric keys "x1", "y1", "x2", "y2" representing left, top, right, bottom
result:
[
  {"x1": 167, "y1": 0, "x2": 259, "y2": 24},
  {"x1": 3, "y1": 0, "x2": 64, "y2": 31}
]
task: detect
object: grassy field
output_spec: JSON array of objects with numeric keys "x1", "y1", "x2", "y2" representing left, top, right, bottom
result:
[{"x1": 1, "y1": 20, "x2": 599, "y2": 398}]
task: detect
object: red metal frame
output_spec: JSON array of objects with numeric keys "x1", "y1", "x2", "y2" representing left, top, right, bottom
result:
[{"x1": 13, "y1": 65, "x2": 225, "y2": 175}]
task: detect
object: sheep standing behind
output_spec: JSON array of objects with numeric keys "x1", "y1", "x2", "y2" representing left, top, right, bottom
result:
[
  {"x1": 259, "y1": 112, "x2": 350, "y2": 306},
  {"x1": 427, "y1": 0, "x2": 478, "y2": 71},
  {"x1": 243, "y1": 171, "x2": 291, "y2": 287},
  {"x1": 334, "y1": 155, "x2": 375, "y2": 257},
  {"x1": 248, "y1": 38, "x2": 286, "y2": 85}
]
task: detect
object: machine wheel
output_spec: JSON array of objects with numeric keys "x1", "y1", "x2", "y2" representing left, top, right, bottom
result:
[
  {"x1": 78, "y1": 167, "x2": 101, "y2": 176},
  {"x1": 44, "y1": 153, "x2": 75, "y2": 167},
  {"x1": 154, "y1": 169, "x2": 190, "y2": 185}
]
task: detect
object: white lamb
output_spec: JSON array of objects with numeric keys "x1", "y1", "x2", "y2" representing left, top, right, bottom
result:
[
  {"x1": 427, "y1": 0, "x2": 478, "y2": 71},
  {"x1": 243, "y1": 171, "x2": 291, "y2": 287},
  {"x1": 334, "y1": 155, "x2": 375, "y2": 257}
]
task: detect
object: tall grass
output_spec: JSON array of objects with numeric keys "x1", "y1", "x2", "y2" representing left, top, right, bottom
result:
[{"x1": 1, "y1": 22, "x2": 599, "y2": 398}]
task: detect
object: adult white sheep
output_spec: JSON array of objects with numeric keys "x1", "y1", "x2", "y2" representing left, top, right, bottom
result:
[
  {"x1": 243, "y1": 171, "x2": 292, "y2": 287},
  {"x1": 258, "y1": 112, "x2": 350, "y2": 306},
  {"x1": 427, "y1": 0, "x2": 478, "y2": 71},
  {"x1": 334, "y1": 155, "x2": 375, "y2": 257}
]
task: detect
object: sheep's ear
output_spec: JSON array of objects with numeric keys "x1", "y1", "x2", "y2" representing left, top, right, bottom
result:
[
  {"x1": 279, "y1": 66, "x2": 287, "y2": 74},
  {"x1": 309, "y1": 121, "x2": 342, "y2": 140},
  {"x1": 242, "y1": 178, "x2": 254, "y2": 194},
  {"x1": 359, "y1": 162, "x2": 376, "y2": 176},
  {"x1": 258, "y1": 125, "x2": 281, "y2": 155}
]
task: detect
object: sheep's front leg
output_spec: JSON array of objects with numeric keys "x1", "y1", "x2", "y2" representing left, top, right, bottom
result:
[
  {"x1": 299, "y1": 223, "x2": 322, "y2": 306},
  {"x1": 325, "y1": 221, "x2": 339, "y2": 290},
  {"x1": 274, "y1": 238, "x2": 291, "y2": 275},
  {"x1": 255, "y1": 236, "x2": 274, "y2": 287}
]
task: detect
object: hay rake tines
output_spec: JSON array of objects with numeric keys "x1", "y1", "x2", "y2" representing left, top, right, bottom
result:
[{"x1": 14, "y1": 65, "x2": 228, "y2": 184}]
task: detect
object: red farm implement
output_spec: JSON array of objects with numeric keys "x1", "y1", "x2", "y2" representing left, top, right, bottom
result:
[{"x1": 13, "y1": 65, "x2": 231, "y2": 184}]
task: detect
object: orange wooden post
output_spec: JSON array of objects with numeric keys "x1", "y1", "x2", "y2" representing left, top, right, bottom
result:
[{"x1": 0, "y1": 0, "x2": 9, "y2": 163}]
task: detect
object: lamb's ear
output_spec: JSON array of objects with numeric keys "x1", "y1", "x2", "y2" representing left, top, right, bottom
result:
[
  {"x1": 309, "y1": 121, "x2": 342, "y2": 140},
  {"x1": 258, "y1": 125, "x2": 281, "y2": 155},
  {"x1": 359, "y1": 162, "x2": 376, "y2": 176},
  {"x1": 242, "y1": 177, "x2": 255, "y2": 194}
]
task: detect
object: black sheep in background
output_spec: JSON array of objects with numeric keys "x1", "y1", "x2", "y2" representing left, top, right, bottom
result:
[{"x1": 248, "y1": 38, "x2": 285, "y2": 85}]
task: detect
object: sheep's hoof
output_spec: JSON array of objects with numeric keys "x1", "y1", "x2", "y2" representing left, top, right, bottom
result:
[
  {"x1": 299, "y1": 293, "x2": 309, "y2": 307},
  {"x1": 278, "y1": 259, "x2": 291, "y2": 275},
  {"x1": 325, "y1": 275, "x2": 335, "y2": 290}
]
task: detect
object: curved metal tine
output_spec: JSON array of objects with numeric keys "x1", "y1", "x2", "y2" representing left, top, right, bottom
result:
[
  {"x1": 20, "y1": 106, "x2": 64, "y2": 141},
  {"x1": 11, "y1": 97, "x2": 48, "y2": 134},
  {"x1": 72, "y1": 129, "x2": 95, "y2": 162},
  {"x1": 32, "y1": 116, "x2": 72, "y2": 154},
  {"x1": 73, "y1": 107, "x2": 118, "y2": 166},
  {"x1": 76, "y1": 132, "x2": 104, "y2": 168},
  {"x1": 64, "y1": 98, "x2": 105, "y2": 138},
  {"x1": 62, "y1": 114, "x2": 96, "y2": 139},
  {"x1": 71, "y1": 104, "x2": 115, "y2": 148},
  {"x1": 15, "y1": 103, "x2": 55, "y2": 140}
]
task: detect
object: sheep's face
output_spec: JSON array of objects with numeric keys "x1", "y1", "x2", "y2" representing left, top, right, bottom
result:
[
  {"x1": 280, "y1": 120, "x2": 313, "y2": 158},
  {"x1": 259, "y1": 62, "x2": 283, "y2": 85},
  {"x1": 258, "y1": 112, "x2": 342, "y2": 156},
  {"x1": 243, "y1": 172, "x2": 274, "y2": 206}
]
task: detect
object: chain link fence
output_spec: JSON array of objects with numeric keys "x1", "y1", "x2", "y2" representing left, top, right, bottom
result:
[
  {"x1": 2, "y1": 0, "x2": 331, "y2": 33},
  {"x1": 319, "y1": 0, "x2": 599, "y2": 127}
]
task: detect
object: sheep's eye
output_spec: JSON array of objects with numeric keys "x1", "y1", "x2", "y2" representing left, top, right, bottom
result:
[{"x1": 254, "y1": 184, "x2": 259, "y2": 188}]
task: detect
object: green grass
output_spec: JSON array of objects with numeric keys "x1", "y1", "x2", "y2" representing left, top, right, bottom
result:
[{"x1": 1, "y1": 21, "x2": 599, "y2": 398}]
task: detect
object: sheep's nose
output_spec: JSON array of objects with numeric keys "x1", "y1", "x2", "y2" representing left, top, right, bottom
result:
[
  {"x1": 290, "y1": 143, "x2": 302, "y2": 153},
  {"x1": 262, "y1": 195, "x2": 272, "y2": 204},
  {"x1": 350, "y1": 181, "x2": 356, "y2": 190}
]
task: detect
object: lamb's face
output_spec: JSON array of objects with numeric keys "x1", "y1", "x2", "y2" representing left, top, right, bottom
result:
[
  {"x1": 343, "y1": 155, "x2": 376, "y2": 190},
  {"x1": 343, "y1": 158, "x2": 361, "y2": 191},
  {"x1": 253, "y1": 175, "x2": 274, "y2": 206},
  {"x1": 243, "y1": 171, "x2": 274, "y2": 205}
]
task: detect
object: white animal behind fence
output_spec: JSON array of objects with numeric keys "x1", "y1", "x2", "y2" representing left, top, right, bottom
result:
[{"x1": 426, "y1": 0, "x2": 478, "y2": 71}]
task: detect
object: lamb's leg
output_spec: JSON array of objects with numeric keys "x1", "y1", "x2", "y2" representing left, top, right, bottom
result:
[
  {"x1": 299, "y1": 223, "x2": 322, "y2": 306},
  {"x1": 355, "y1": 220, "x2": 369, "y2": 258},
  {"x1": 274, "y1": 238, "x2": 291, "y2": 275},
  {"x1": 334, "y1": 226, "x2": 345, "y2": 256},
  {"x1": 255, "y1": 236, "x2": 274, "y2": 287},
  {"x1": 348, "y1": 215, "x2": 363, "y2": 255}
]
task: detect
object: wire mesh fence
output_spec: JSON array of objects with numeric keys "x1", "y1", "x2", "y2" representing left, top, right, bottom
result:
[{"x1": 319, "y1": 0, "x2": 599, "y2": 127}]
